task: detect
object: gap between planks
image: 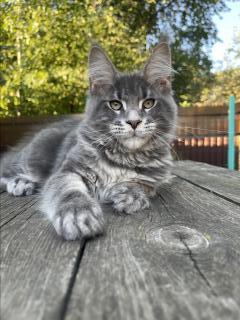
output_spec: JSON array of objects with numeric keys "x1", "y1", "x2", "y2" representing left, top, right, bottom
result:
[{"x1": 173, "y1": 174, "x2": 240, "y2": 207}]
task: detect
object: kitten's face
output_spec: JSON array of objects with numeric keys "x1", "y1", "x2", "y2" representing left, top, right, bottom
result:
[
  {"x1": 109, "y1": 100, "x2": 156, "y2": 150},
  {"x1": 86, "y1": 43, "x2": 177, "y2": 151}
]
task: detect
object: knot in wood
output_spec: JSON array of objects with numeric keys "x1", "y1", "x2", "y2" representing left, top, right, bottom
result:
[{"x1": 146, "y1": 225, "x2": 209, "y2": 251}]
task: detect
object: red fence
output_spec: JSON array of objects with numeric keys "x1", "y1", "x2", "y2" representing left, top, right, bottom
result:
[
  {"x1": 0, "y1": 104, "x2": 240, "y2": 169},
  {"x1": 174, "y1": 103, "x2": 240, "y2": 170}
]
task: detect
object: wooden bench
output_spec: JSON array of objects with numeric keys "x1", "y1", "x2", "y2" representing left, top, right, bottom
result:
[{"x1": 1, "y1": 161, "x2": 240, "y2": 320}]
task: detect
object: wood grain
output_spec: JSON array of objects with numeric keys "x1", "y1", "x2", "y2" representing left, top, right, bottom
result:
[
  {"x1": 1, "y1": 162, "x2": 240, "y2": 320},
  {"x1": 0, "y1": 193, "x2": 38, "y2": 227},
  {"x1": 65, "y1": 177, "x2": 240, "y2": 320},
  {"x1": 172, "y1": 161, "x2": 240, "y2": 205},
  {"x1": 1, "y1": 193, "x2": 84, "y2": 320}
]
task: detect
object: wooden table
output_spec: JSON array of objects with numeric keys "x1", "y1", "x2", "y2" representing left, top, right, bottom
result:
[{"x1": 1, "y1": 161, "x2": 240, "y2": 320}]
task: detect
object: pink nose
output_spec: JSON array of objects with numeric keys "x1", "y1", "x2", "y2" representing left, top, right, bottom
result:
[{"x1": 126, "y1": 120, "x2": 142, "y2": 129}]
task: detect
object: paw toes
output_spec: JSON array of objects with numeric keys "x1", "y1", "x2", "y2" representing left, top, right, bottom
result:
[
  {"x1": 13, "y1": 180, "x2": 28, "y2": 196},
  {"x1": 75, "y1": 213, "x2": 92, "y2": 236},
  {"x1": 6, "y1": 180, "x2": 17, "y2": 194},
  {"x1": 25, "y1": 187, "x2": 34, "y2": 196},
  {"x1": 86, "y1": 214, "x2": 104, "y2": 234},
  {"x1": 54, "y1": 207, "x2": 104, "y2": 241},
  {"x1": 76, "y1": 211, "x2": 104, "y2": 237},
  {"x1": 6, "y1": 177, "x2": 36, "y2": 196},
  {"x1": 62, "y1": 213, "x2": 79, "y2": 240},
  {"x1": 113, "y1": 195, "x2": 150, "y2": 214}
]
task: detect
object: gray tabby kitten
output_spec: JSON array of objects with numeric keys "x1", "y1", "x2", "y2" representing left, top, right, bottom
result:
[{"x1": 0, "y1": 42, "x2": 177, "y2": 240}]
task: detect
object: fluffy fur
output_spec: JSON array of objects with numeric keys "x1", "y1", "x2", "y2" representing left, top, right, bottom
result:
[{"x1": 0, "y1": 42, "x2": 177, "y2": 240}]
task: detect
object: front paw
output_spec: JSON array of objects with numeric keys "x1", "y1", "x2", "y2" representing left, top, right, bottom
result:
[
  {"x1": 53, "y1": 202, "x2": 104, "y2": 241},
  {"x1": 109, "y1": 186, "x2": 150, "y2": 214},
  {"x1": 3, "y1": 177, "x2": 37, "y2": 196}
]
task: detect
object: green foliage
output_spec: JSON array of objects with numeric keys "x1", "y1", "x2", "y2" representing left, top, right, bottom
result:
[
  {"x1": 196, "y1": 67, "x2": 240, "y2": 106},
  {"x1": 196, "y1": 28, "x2": 240, "y2": 106},
  {"x1": 0, "y1": 0, "x2": 227, "y2": 117},
  {"x1": 0, "y1": 0, "x2": 147, "y2": 117}
]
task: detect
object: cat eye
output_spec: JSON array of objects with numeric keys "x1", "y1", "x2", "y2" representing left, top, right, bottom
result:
[
  {"x1": 109, "y1": 100, "x2": 123, "y2": 111},
  {"x1": 142, "y1": 99, "x2": 155, "y2": 109}
]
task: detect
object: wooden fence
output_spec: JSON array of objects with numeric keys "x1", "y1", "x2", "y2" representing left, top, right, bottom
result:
[
  {"x1": 175, "y1": 103, "x2": 240, "y2": 170},
  {"x1": 0, "y1": 103, "x2": 240, "y2": 169}
]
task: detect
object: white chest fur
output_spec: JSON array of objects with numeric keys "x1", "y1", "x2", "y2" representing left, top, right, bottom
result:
[{"x1": 95, "y1": 159, "x2": 138, "y2": 186}]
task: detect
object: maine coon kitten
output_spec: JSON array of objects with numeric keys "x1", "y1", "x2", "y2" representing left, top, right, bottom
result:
[{"x1": 0, "y1": 42, "x2": 177, "y2": 240}]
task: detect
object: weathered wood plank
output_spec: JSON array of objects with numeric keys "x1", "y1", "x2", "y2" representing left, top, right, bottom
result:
[
  {"x1": 0, "y1": 193, "x2": 84, "y2": 320},
  {"x1": 172, "y1": 161, "x2": 240, "y2": 205},
  {"x1": 0, "y1": 192, "x2": 38, "y2": 227},
  {"x1": 65, "y1": 178, "x2": 240, "y2": 320}
]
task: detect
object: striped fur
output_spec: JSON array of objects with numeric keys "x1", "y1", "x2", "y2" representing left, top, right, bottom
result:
[{"x1": 0, "y1": 42, "x2": 177, "y2": 240}]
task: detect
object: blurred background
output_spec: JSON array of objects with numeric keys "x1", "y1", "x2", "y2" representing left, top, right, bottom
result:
[{"x1": 0, "y1": 0, "x2": 239, "y2": 168}]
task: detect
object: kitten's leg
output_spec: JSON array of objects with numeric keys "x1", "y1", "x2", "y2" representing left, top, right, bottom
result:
[
  {"x1": 41, "y1": 172, "x2": 104, "y2": 240},
  {"x1": 0, "y1": 149, "x2": 38, "y2": 196},
  {"x1": 1, "y1": 126, "x2": 67, "y2": 196},
  {"x1": 103, "y1": 182, "x2": 152, "y2": 214}
]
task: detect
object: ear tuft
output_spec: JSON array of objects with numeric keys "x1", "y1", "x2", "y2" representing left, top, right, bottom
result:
[
  {"x1": 88, "y1": 45, "x2": 116, "y2": 93},
  {"x1": 144, "y1": 42, "x2": 172, "y2": 90}
]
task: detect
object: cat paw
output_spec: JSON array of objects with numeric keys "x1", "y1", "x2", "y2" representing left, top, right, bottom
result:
[
  {"x1": 53, "y1": 203, "x2": 104, "y2": 241},
  {"x1": 4, "y1": 177, "x2": 37, "y2": 196},
  {"x1": 107, "y1": 185, "x2": 150, "y2": 214}
]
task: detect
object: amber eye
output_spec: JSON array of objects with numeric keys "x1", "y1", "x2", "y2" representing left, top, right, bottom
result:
[
  {"x1": 109, "y1": 100, "x2": 122, "y2": 111},
  {"x1": 143, "y1": 99, "x2": 155, "y2": 109}
]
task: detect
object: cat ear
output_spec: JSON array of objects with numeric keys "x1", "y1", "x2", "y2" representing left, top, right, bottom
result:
[
  {"x1": 88, "y1": 45, "x2": 117, "y2": 93},
  {"x1": 143, "y1": 42, "x2": 172, "y2": 90}
]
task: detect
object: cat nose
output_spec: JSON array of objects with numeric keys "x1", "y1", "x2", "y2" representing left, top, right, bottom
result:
[{"x1": 126, "y1": 120, "x2": 142, "y2": 129}]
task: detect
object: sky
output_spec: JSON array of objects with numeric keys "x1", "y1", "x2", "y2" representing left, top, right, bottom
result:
[{"x1": 211, "y1": 1, "x2": 240, "y2": 70}]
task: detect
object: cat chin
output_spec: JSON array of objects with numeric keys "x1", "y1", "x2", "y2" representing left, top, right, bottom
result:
[{"x1": 120, "y1": 136, "x2": 149, "y2": 150}]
